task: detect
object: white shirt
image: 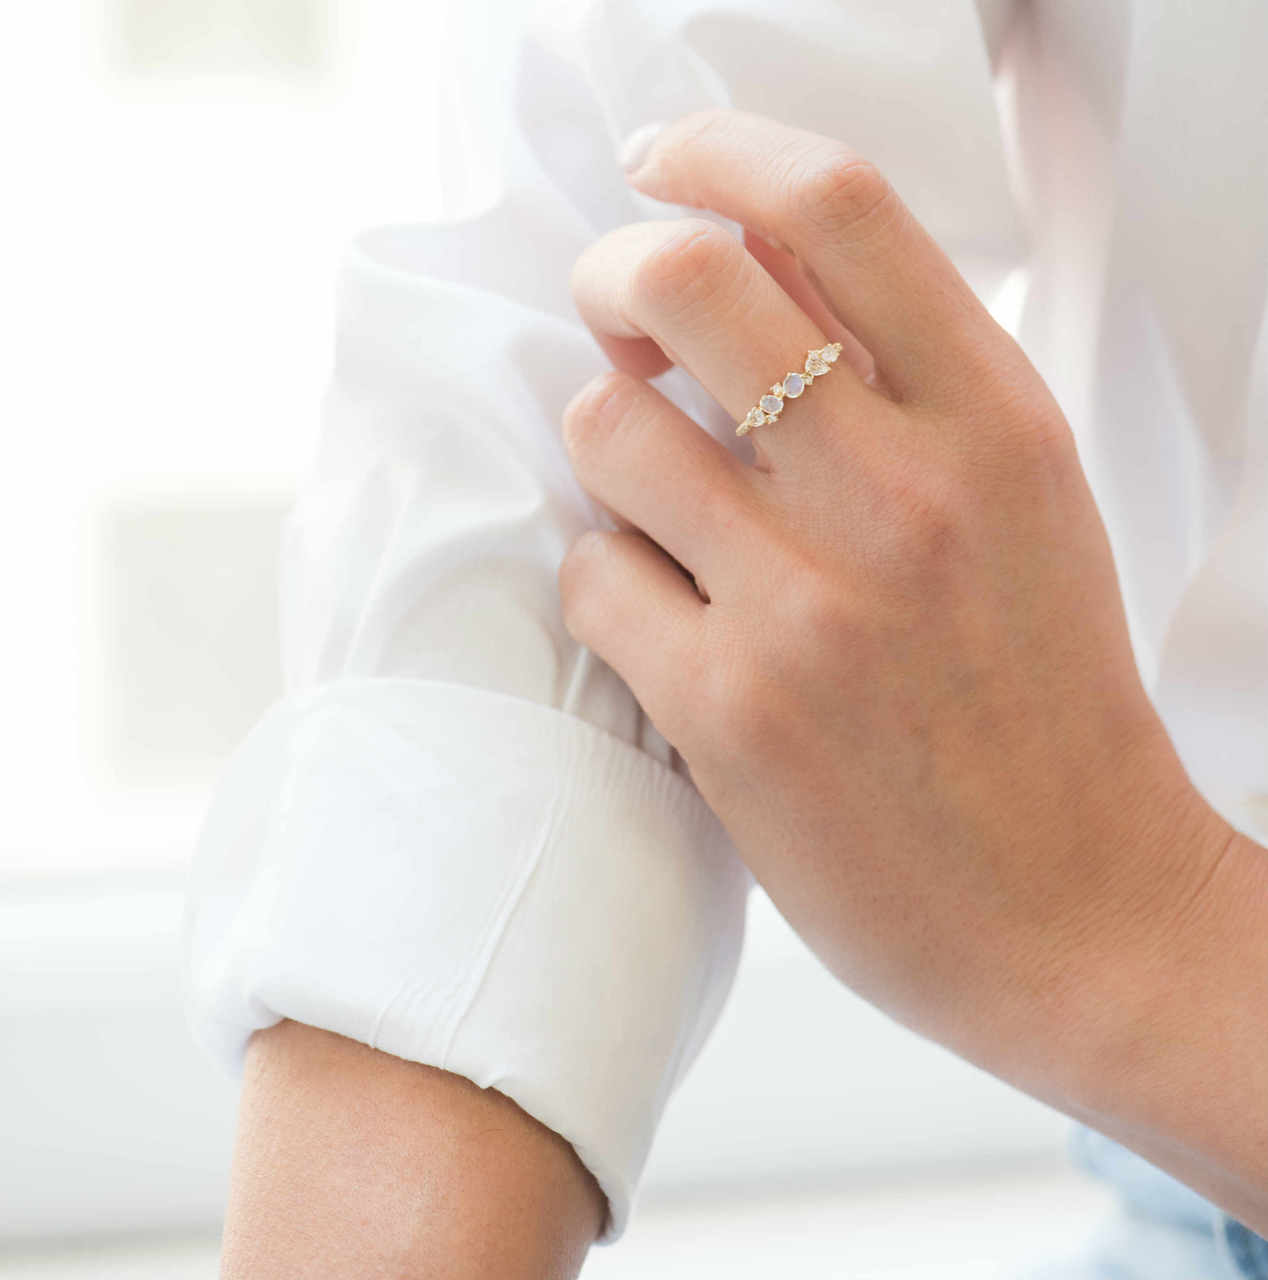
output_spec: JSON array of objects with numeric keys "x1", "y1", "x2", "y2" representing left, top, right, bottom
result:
[{"x1": 182, "y1": 0, "x2": 1268, "y2": 1247}]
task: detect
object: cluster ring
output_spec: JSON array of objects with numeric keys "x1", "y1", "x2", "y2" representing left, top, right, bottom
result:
[{"x1": 736, "y1": 341, "x2": 844, "y2": 436}]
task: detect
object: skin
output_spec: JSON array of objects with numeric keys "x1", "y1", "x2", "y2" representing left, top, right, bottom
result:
[
  {"x1": 220, "y1": 1020, "x2": 603, "y2": 1279},
  {"x1": 559, "y1": 108, "x2": 1268, "y2": 1234},
  {"x1": 221, "y1": 107, "x2": 1267, "y2": 1273}
]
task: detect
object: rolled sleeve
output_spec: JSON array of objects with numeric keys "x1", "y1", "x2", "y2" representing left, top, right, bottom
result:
[
  {"x1": 184, "y1": 678, "x2": 747, "y2": 1241},
  {"x1": 182, "y1": 0, "x2": 1020, "y2": 1240},
  {"x1": 182, "y1": 39, "x2": 754, "y2": 1232}
]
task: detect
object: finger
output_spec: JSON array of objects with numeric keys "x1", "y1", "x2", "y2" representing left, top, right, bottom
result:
[
  {"x1": 588, "y1": 330, "x2": 675, "y2": 383},
  {"x1": 625, "y1": 109, "x2": 1000, "y2": 403},
  {"x1": 562, "y1": 369, "x2": 763, "y2": 600},
  {"x1": 743, "y1": 229, "x2": 882, "y2": 391},
  {"x1": 558, "y1": 527, "x2": 704, "y2": 745},
  {"x1": 570, "y1": 217, "x2": 880, "y2": 462}
]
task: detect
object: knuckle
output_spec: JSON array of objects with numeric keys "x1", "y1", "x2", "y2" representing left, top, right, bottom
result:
[
  {"x1": 771, "y1": 551, "x2": 848, "y2": 641},
  {"x1": 561, "y1": 369, "x2": 643, "y2": 464},
  {"x1": 938, "y1": 327, "x2": 1038, "y2": 419},
  {"x1": 631, "y1": 218, "x2": 741, "y2": 318},
  {"x1": 697, "y1": 654, "x2": 772, "y2": 752},
  {"x1": 980, "y1": 407, "x2": 1074, "y2": 489},
  {"x1": 790, "y1": 152, "x2": 902, "y2": 245},
  {"x1": 698, "y1": 476, "x2": 765, "y2": 545},
  {"x1": 992, "y1": 374, "x2": 1080, "y2": 467},
  {"x1": 918, "y1": 328, "x2": 1082, "y2": 489},
  {"x1": 666, "y1": 107, "x2": 735, "y2": 153},
  {"x1": 932, "y1": 343, "x2": 1080, "y2": 488},
  {"x1": 991, "y1": 419, "x2": 1087, "y2": 527},
  {"x1": 883, "y1": 469, "x2": 968, "y2": 573}
]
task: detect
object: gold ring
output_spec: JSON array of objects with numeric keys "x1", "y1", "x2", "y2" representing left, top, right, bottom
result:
[{"x1": 736, "y1": 341, "x2": 844, "y2": 436}]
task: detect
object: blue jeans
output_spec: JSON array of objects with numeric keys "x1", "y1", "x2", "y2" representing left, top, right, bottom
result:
[{"x1": 1022, "y1": 1126, "x2": 1268, "y2": 1279}]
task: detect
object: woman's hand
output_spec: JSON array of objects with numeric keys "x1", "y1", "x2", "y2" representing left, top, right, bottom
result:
[{"x1": 558, "y1": 109, "x2": 1268, "y2": 1227}]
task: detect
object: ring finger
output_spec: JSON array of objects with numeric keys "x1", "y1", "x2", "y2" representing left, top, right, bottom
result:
[{"x1": 569, "y1": 217, "x2": 884, "y2": 467}]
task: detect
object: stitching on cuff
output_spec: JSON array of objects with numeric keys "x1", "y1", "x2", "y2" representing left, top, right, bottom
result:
[{"x1": 436, "y1": 704, "x2": 577, "y2": 1069}]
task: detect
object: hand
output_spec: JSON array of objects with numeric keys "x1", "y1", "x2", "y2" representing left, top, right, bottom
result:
[{"x1": 557, "y1": 109, "x2": 1240, "y2": 1097}]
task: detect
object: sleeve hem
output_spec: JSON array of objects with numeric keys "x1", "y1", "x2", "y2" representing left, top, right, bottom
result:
[{"x1": 183, "y1": 676, "x2": 750, "y2": 1242}]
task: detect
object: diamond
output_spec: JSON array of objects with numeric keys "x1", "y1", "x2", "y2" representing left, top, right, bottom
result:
[
  {"x1": 782, "y1": 372, "x2": 806, "y2": 398},
  {"x1": 805, "y1": 351, "x2": 829, "y2": 375},
  {"x1": 821, "y1": 342, "x2": 841, "y2": 364},
  {"x1": 759, "y1": 394, "x2": 783, "y2": 415}
]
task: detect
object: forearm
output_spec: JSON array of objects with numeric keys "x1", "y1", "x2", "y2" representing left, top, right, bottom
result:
[
  {"x1": 220, "y1": 1020, "x2": 603, "y2": 1279},
  {"x1": 1071, "y1": 821, "x2": 1268, "y2": 1234},
  {"x1": 996, "y1": 771, "x2": 1268, "y2": 1237}
]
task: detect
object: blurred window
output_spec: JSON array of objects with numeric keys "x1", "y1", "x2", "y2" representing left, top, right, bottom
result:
[{"x1": 112, "y1": 0, "x2": 328, "y2": 79}]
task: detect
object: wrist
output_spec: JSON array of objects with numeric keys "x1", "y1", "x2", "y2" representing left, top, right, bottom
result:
[
  {"x1": 1055, "y1": 783, "x2": 1244, "y2": 1118},
  {"x1": 1057, "y1": 811, "x2": 1268, "y2": 1233},
  {"x1": 1005, "y1": 739, "x2": 1268, "y2": 1225},
  {"x1": 973, "y1": 723, "x2": 1237, "y2": 1110}
]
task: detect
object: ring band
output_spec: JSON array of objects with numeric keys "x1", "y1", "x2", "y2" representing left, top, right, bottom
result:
[{"x1": 736, "y1": 341, "x2": 844, "y2": 436}]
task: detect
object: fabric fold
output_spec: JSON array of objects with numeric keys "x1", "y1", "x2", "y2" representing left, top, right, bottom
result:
[{"x1": 183, "y1": 676, "x2": 750, "y2": 1240}]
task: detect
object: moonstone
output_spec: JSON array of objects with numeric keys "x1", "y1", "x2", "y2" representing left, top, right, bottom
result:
[
  {"x1": 759, "y1": 394, "x2": 783, "y2": 415},
  {"x1": 782, "y1": 372, "x2": 806, "y2": 397}
]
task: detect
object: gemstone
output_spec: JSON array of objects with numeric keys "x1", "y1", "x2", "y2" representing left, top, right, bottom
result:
[
  {"x1": 782, "y1": 372, "x2": 806, "y2": 398},
  {"x1": 743, "y1": 407, "x2": 764, "y2": 429},
  {"x1": 821, "y1": 343, "x2": 841, "y2": 364},
  {"x1": 805, "y1": 351, "x2": 830, "y2": 375},
  {"x1": 759, "y1": 394, "x2": 783, "y2": 415}
]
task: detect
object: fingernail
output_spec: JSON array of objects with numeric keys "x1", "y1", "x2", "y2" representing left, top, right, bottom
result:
[{"x1": 618, "y1": 120, "x2": 664, "y2": 175}]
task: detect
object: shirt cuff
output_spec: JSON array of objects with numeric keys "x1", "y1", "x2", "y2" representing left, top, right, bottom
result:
[{"x1": 181, "y1": 676, "x2": 750, "y2": 1242}]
